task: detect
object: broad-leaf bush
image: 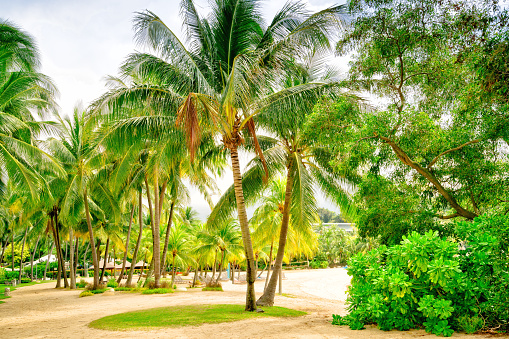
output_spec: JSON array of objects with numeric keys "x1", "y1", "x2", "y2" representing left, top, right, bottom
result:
[{"x1": 334, "y1": 215, "x2": 509, "y2": 336}]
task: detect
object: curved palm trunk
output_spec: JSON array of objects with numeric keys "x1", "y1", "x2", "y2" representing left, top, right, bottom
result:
[
  {"x1": 127, "y1": 191, "x2": 143, "y2": 286},
  {"x1": 257, "y1": 158, "x2": 295, "y2": 306},
  {"x1": 84, "y1": 189, "x2": 100, "y2": 289},
  {"x1": 161, "y1": 202, "x2": 175, "y2": 277},
  {"x1": 0, "y1": 241, "x2": 7, "y2": 265},
  {"x1": 118, "y1": 205, "x2": 135, "y2": 284},
  {"x1": 83, "y1": 242, "x2": 89, "y2": 278},
  {"x1": 30, "y1": 235, "x2": 41, "y2": 281},
  {"x1": 212, "y1": 250, "x2": 217, "y2": 279},
  {"x1": 100, "y1": 237, "x2": 110, "y2": 283},
  {"x1": 230, "y1": 144, "x2": 257, "y2": 311}
]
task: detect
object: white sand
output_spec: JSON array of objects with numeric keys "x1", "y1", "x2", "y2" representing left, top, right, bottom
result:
[{"x1": 0, "y1": 268, "x2": 490, "y2": 338}]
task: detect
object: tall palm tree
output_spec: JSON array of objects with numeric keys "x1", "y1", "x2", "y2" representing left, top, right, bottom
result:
[
  {"x1": 210, "y1": 60, "x2": 359, "y2": 306},
  {"x1": 166, "y1": 223, "x2": 193, "y2": 286},
  {"x1": 45, "y1": 107, "x2": 119, "y2": 289}
]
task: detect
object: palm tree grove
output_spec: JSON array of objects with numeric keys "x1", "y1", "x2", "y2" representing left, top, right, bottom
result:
[{"x1": 1, "y1": 0, "x2": 508, "y2": 337}]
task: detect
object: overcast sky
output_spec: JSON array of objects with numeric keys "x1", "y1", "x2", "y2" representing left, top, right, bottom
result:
[{"x1": 3, "y1": 0, "x2": 347, "y2": 221}]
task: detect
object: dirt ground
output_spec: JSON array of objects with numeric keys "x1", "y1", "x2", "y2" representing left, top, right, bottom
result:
[{"x1": 0, "y1": 268, "x2": 494, "y2": 339}]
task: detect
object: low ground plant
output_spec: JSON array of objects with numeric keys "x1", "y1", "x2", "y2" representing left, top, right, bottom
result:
[
  {"x1": 77, "y1": 279, "x2": 87, "y2": 288},
  {"x1": 79, "y1": 291, "x2": 94, "y2": 298},
  {"x1": 333, "y1": 213, "x2": 509, "y2": 336},
  {"x1": 106, "y1": 278, "x2": 118, "y2": 288},
  {"x1": 202, "y1": 286, "x2": 223, "y2": 291},
  {"x1": 142, "y1": 288, "x2": 174, "y2": 294}
]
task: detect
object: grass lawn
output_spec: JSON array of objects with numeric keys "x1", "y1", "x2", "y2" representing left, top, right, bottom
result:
[
  {"x1": 0, "y1": 280, "x2": 54, "y2": 304},
  {"x1": 89, "y1": 304, "x2": 307, "y2": 330}
]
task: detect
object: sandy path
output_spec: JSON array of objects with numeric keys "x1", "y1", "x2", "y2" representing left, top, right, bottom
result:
[{"x1": 0, "y1": 268, "x2": 491, "y2": 339}]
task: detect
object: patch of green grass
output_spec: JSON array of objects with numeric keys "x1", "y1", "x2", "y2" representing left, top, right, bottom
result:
[
  {"x1": 141, "y1": 288, "x2": 173, "y2": 294},
  {"x1": 202, "y1": 286, "x2": 223, "y2": 291},
  {"x1": 0, "y1": 280, "x2": 55, "y2": 302},
  {"x1": 79, "y1": 291, "x2": 94, "y2": 298},
  {"x1": 281, "y1": 293, "x2": 297, "y2": 298},
  {"x1": 89, "y1": 304, "x2": 306, "y2": 331}
]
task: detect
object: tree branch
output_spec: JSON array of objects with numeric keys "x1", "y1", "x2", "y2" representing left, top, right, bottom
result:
[{"x1": 427, "y1": 139, "x2": 481, "y2": 169}]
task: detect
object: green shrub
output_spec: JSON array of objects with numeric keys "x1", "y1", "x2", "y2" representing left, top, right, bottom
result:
[
  {"x1": 0, "y1": 267, "x2": 6, "y2": 281},
  {"x1": 89, "y1": 288, "x2": 108, "y2": 294},
  {"x1": 309, "y1": 260, "x2": 328, "y2": 269},
  {"x1": 335, "y1": 214, "x2": 509, "y2": 336},
  {"x1": 202, "y1": 286, "x2": 223, "y2": 291},
  {"x1": 457, "y1": 315, "x2": 483, "y2": 334},
  {"x1": 114, "y1": 287, "x2": 133, "y2": 291},
  {"x1": 20, "y1": 278, "x2": 30, "y2": 283},
  {"x1": 77, "y1": 279, "x2": 87, "y2": 288},
  {"x1": 142, "y1": 288, "x2": 174, "y2": 294},
  {"x1": 79, "y1": 291, "x2": 94, "y2": 298},
  {"x1": 107, "y1": 278, "x2": 118, "y2": 288}
]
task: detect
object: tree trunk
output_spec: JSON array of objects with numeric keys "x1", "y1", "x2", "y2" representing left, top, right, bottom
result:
[
  {"x1": 161, "y1": 201, "x2": 175, "y2": 276},
  {"x1": 83, "y1": 242, "x2": 89, "y2": 278},
  {"x1": 229, "y1": 144, "x2": 257, "y2": 311},
  {"x1": 18, "y1": 226, "x2": 28, "y2": 284},
  {"x1": 212, "y1": 250, "x2": 217, "y2": 280},
  {"x1": 138, "y1": 255, "x2": 146, "y2": 283},
  {"x1": 0, "y1": 240, "x2": 7, "y2": 264},
  {"x1": 74, "y1": 237, "x2": 79, "y2": 278},
  {"x1": 279, "y1": 268, "x2": 283, "y2": 295},
  {"x1": 49, "y1": 216, "x2": 62, "y2": 287},
  {"x1": 264, "y1": 241, "x2": 274, "y2": 290},
  {"x1": 44, "y1": 242, "x2": 54, "y2": 280},
  {"x1": 69, "y1": 227, "x2": 76, "y2": 289},
  {"x1": 127, "y1": 191, "x2": 143, "y2": 286},
  {"x1": 143, "y1": 256, "x2": 154, "y2": 286},
  {"x1": 113, "y1": 246, "x2": 117, "y2": 279},
  {"x1": 118, "y1": 205, "x2": 135, "y2": 284},
  {"x1": 54, "y1": 216, "x2": 68, "y2": 288},
  {"x1": 84, "y1": 189, "x2": 100, "y2": 289},
  {"x1": 215, "y1": 250, "x2": 226, "y2": 285},
  {"x1": 30, "y1": 235, "x2": 41, "y2": 281},
  {"x1": 192, "y1": 264, "x2": 199, "y2": 287},
  {"x1": 257, "y1": 157, "x2": 295, "y2": 306},
  {"x1": 171, "y1": 254, "x2": 176, "y2": 286},
  {"x1": 100, "y1": 237, "x2": 110, "y2": 283},
  {"x1": 11, "y1": 223, "x2": 14, "y2": 272}
]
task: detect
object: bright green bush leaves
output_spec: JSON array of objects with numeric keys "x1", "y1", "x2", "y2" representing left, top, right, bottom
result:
[{"x1": 334, "y1": 214, "x2": 509, "y2": 336}]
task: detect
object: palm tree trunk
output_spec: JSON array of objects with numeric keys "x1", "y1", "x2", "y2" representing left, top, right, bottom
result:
[
  {"x1": 69, "y1": 227, "x2": 76, "y2": 289},
  {"x1": 0, "y1": 240, "x2": 6, "y2": 265},
  {"x1": 127, "y1": 191, "x2": 143, "y2": 286},
  {"x1": 30, "y1": 235, "x2": 41, "y2": 281},
  {"x1": 11, "y1": 223, "x2": 14, "y2": 272},
  {"x1": 44, "y1": 242, "x2": 54, "y2": 280},
  {"x1": 84, "y1": 189, "x2": 100, "y2": 289},
  {"x1": 161, "y1": 201, "x2": 175, "y2": 276},
  {"x1": 215, "y1": 250, "x2": 226, "y2": 285},
  {"x1": 100, "y1": 237, "x2": 110, "y2": 283},
  {"x1": 83, "y1": 242, "x2": 89, "y2": 278},
  {"x1": 118, "y1": 205, "x2": 135, "y2": 284},
  {"x1": 264, "y1": 241, "x2": 274, "y2": 290},
  {"x1": 171, "y1": 254, "x2": 176, "y2": 287},
  {"x1": 212, "y1": 250, "x2": 217, "y2": 279},
  {"x1": 192, "y1": 264, "x2": 199, "y2": 287},
  {"x1": 18, "y1": 226, "x2": 28, "y2": 284},
  {"x1": 49, "y1": 216, "x2": 62, "y2": 287},
  {"x1": 230, "y1": 144, "x2": 257, "y2": 311},
  {"x1": 74, "y1": 237, "x2": 79, "y2": 278},
  {"x1": 138, "y1": 255, "x2": 146, "y2": 283},
  {"x1": 54, "y1": 216, "x2": 68, "y2": 288},
  {"x1": 257, "y1": 157, "x2": 295, "y2": 306}
]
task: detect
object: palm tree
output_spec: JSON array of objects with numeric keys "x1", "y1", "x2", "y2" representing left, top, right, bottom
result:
[
  {"x1": 45, "y1": 107, "x2": 119, "y2": 289},
  {"x1": 96, "y1": 0, "x2": 345, "y2": 310},
  {"x1": 166, "y1": 223, "x2": 193, "y2": 286},
  {"x1": 0, "y1": 20, "x2": 62, "y2": 200},
  {"x1": 210, "y1": 60, "x2": 359, "y2": 305}
]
